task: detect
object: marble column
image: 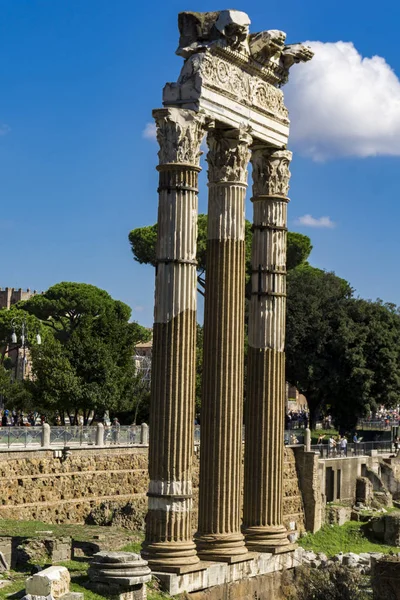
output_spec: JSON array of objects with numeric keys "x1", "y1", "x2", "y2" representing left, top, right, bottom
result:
[
  {"x1": 195, "y1": 127, "x2": 252, "y2": 562},
  {"x1": 243, "y1": 147, "x2": 292, "y2": 552},
  {"x1": 142, "y1": 107, "x2": 207, "y2": 570}
]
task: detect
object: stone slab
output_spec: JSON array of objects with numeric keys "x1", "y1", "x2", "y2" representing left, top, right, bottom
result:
[
  {"x1": 25, "y1": 566, "x2": 70, "y2": 599},
  {"x1": 151, "y1": 561, "x2": 208, "y2": 575},
  {"x1": 153, "y1": 548, "x2": 300, "y2": 595}
]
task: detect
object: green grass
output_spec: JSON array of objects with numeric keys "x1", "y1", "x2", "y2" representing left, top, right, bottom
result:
[
  {"x1": 0, "y1": 519, "x2": 140, "y2": 543},
  {"x1": 310, "y1": 429, "x2": 339, "y2": 443},
  {"x1": 299, "y1": 521, "x2": 399, "y2": 556},
  {"x1": 119, "y1": 540, "x2": 143, "y2": 553},
  {"x1": 0, "y1": 576, "x2": 25, "y2": 600},
  {"x1": 0, "y1": 521, "x2": 173, "y2": 599}
]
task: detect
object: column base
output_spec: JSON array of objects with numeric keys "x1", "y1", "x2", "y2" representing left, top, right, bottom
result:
[
  {"x1": 141, "y1": 541, "x2": 199, "y2": 570},
  {"x1": 195, "y1": 532, "x2": 249, "y2": 563},
  {"x1": 243, "y1": 525, "x2": 290, "y2": 553}
]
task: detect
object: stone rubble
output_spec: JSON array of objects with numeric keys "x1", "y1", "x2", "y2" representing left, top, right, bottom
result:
[{"x1": 298, "y1": 546, "x2": 400, "y2": 576}]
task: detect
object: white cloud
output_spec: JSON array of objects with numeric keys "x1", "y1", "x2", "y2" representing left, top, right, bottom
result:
[
  {"x1": 142, "y1": 122, "x2": 157, "y2": 140},
  {"x1": 134, "y1": 305, "x2": 145, "y2": 312},
  {"x1": 295, "y1": 214, "x2": 336, "y2": 228},
  {"x1": 285, "y1": 41, "x2": 400, "y2": 160},
  {"x1": 0, "y1": 124, "x2": 10, "y2": 136}
]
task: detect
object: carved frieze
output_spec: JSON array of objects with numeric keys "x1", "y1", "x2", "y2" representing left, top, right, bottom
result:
[
  {"x1": 251, "y1": 148, "x2": 292, "y2": 197},
  {"x1": 178, "y1": 52, "x2": 289, "y2": 123},
  {"x1": 207, "y1": 126, "x2": 252, "y2": 184},
  {"x1": 152, "y1": 108, "x2": 209, "y2": 166}
]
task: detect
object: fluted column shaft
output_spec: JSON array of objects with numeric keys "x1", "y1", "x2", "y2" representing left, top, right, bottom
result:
[
  {"x1": 243, "y1": 148, "x2": 292, "y2": 552},
  {"x1": 196, "y1": 127, "x2": 252, "y2": 562},
  {"x1": 143, "y1": 108, "x2": 208, "y2": 570}
]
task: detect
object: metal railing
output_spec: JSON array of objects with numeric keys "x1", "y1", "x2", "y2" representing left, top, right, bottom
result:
[
  {"x1": 0, "y1": 425, "x2": 394, "y2": 454},
  {"x1": 357, "y1": 419, "x2": 399, "y2": 431},
  {"x1": 311, "y1": 440, "x2": 394, "y2": 458},
  {"x1": 0, "y1": 424, "x2": 149, "y2": 449},
  {"x1": 0, "y1": 426, "x2": 43, "y2": 448},
  {"x1": 284, "y1": 430, "x2": 304, "y2": 445}
]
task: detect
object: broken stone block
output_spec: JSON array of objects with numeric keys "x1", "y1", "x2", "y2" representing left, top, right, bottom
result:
[{"x1": 25, "y1": 566, "x2": 70, "y2": 599}]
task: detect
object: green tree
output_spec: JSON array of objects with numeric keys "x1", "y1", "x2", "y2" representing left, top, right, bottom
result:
[
  {"x1": 286, "y1": 265, "x2": 400, "y2": 430},
  {"x1": 22, "y1": 282, "x2": 151, "y2": 424},
  {"x1": 129, "y1": 215, "x2": 312, "y2": 296}
]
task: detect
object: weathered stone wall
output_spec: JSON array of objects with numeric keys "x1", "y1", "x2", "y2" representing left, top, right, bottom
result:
[
  {"x1": 0, "y1": 447, "x2": 148, "y2": 524},
  {"x1": 381, "y1": 457, "x2": 400, "y2": 499},
  {"x1": 293, "y1": 447, "x2": 323, "y2": 533},
  {"x1": 188, "y1": 570, "x2": 292, "y2": 600},
  {"x1": 0, "y1": 446, "x2": 305, "y2": 535}
]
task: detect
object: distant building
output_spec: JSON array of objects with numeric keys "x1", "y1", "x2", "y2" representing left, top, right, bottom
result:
[
  {"x1": 0, "y1": 287, "x2": 40, "y2": 382},
  {"x1": 286, "y1": 383, "x2": 308, "y2": 412},
  {"x1": 0, "y1": 287, "x2": 39, "y2": 310},
  {"x1": 135, "y1": 339, "x2": 152, "y2": 359},
  {"x1": 134, "y1": 336, "x2": 153, "y2": 385}
]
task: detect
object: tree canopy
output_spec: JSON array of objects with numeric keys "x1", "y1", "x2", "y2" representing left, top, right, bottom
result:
[
  {"x1": 18, "y1": 282, "x2": 150, "y2": 423},
  {"x1": 286, "y1": 265, "x2": 400, "y2": 430},
  {"x1": 129, "y1": 216, "x2": 313, "y2": 295},
  {"x1": 129, "y1": 217, "x2": 400, "y2": 431}
]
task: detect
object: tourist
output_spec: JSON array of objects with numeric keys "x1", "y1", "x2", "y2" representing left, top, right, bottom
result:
[
  {"x1": 340, "y1": 435, "x2": 348, "y2": 457},
  {"x1": 328, "y1": 436, "x2": 336, "y2": 456},
  {"x1": 129, "y1": 423, "x2": 137, "y2": 444},
  {"x1": 112, "y1": 418, "x2": 120, "y2": 444},
  {"x1": 394, "y1": 435, "x2": 399, "y2": 453}
]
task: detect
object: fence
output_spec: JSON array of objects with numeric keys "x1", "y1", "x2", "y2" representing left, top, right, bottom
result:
[
  {"x1": 357, "y1": 419, "x2": 399, "y2": 431},
  {"x1": 0, "y1": 425, "x2": 394, "y2": 454},
  {"x1": 310, "y1": 440, "x2": 394, "y2": 458},
  {"x1": 0, "y1": 424, "x2": 149, "y2": 449}
]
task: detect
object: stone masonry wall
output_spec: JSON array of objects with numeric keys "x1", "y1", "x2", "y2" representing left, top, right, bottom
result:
[
  {"x1": 0, "y1": 446, "x2": 305, "y2": 534},
  {"x1": 0, "y1": 448, "x2": 148, "y2": 524},
  {"x1": 293, "y1": 446, "x2": 323, "y2": 533}
]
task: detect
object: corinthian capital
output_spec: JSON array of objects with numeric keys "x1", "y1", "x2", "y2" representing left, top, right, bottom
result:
[
  {"x1": 207, "y1": 126, "x2": 252, "y2": 184},
  {"x1": 251, "y1": 148, "x2": 292, "y2": 197},
  {"x1": 153, "y1": 108, "x2": 209, "y2": 167}
]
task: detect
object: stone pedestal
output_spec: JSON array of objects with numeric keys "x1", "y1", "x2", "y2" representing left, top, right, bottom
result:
[
  {"x1": 305, "y1": 428, "x2": 311, "y2": 452},
  {"x1": 41, "y1": 423, "x2": 51, "y2": 448},
  {"x1": 243, "y1": 148, "x2": 292, "y2": 552},
  {"x1": 140, "y1": 423, "x2": 149, "y2": 445},
  {"x1": 154, "y1": 548, "x2": 300, "y2": 596},
  {"x1": 142, "y1": 108, "x2": 208, "y2": 570},
  {"x1": 195, "y1": 127, "x2": 252, "y2": 562},
  {"x1": 96, "y1": 423, "x2": 104, "y2": 447},
  {"x1": 89, "y1": 552, "x2": 151, "y2": 600}
]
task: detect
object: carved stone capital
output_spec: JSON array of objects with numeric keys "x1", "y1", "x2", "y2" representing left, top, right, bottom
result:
[
  {"x1": 153, "y1": 108, "x2": 209, "y2": 167},
  {"x1": 207, "y1": 127, "x2": 252, "y2": 184},
  {"x1": 251, "y1": 148, "x2": 292, "y2": 197}
]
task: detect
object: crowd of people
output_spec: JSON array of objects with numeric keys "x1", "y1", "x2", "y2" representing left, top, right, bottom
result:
[
  {"x1": 0, "y1": 410, "x2": 42, "y2": 427},
  {"x1": 316, "y1": 433, "x2": 359, "y2": 456},
  {"x1": 285, "y1": 409, "x2": 309, "y2": 429}
]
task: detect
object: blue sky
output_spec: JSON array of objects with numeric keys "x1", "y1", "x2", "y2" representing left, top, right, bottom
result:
[{"x1": 1, "y1": 0, "x2": 400, "y2": 327}]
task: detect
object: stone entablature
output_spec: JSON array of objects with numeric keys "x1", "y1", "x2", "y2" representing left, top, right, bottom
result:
[{"x1": 163, "y1": 9, "x2": 313, "y2": 147}]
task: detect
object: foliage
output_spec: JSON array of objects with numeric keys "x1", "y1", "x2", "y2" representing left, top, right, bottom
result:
[
  {"x1": 22, "y1": 282, "x2": 151, "y2": 423},
  {"x1": 286, "y1": 265, "x2": 400, "y2": 430},
  {"x1": 130, "y1": 217, "x2": 400, "y2": 430},
  {"x1": 0, "y1": 306, "x2": 48, "y2": 408},
  {"x1": 284, "y1": 564, "x2": 369, "y2": 600},
  {"x1": 299, "y1": 521, "x2": 399, "y2": 556},
  {"x1": 129, "y1": 215, "x2": 312, "y2": 296}
]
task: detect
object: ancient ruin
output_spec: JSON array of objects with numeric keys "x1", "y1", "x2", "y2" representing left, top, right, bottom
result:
[{"x1": 143, "y1": 6, "x2": 313, "y2": 577}]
